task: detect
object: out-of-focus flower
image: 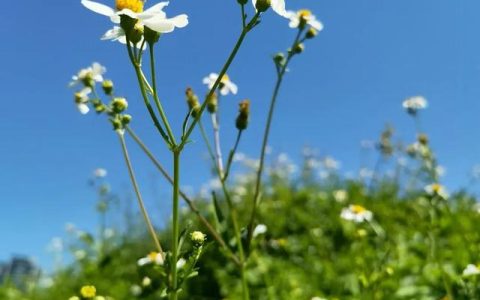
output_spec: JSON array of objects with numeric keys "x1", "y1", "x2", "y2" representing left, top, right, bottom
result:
[
  {"x1": 70, "y1": 63, "x2": 106, "y2": 87},
  {"x1": 191, "y1": 231, "x2": 206, "y2": 246},
  {"x1": 74, "y1": 250, "x2": 87, "y2": 260},
  {"x1": 80, "y1": 285, "x2": 96, "y2": 298},
  {"x1": 130, "y1": 285, "x2": 142, "y2": 296},
  {"x1": 425, "y1": 183, "x2": 449, "y2": 199},
  {"x1": 47, "y1": 237, "x2": 64, "y2": 253},
  {"x1": 137, "y1": 252, "x2": 164, "y2": 266},
  {"x1": 333, "y1": 190, "x2": 348, "y2": 203},
  {"x1": 286, "y1": 9, "x2": 323, "y2": 30},
  {"x1": 203, "y1": 73, "x2": 238, "y2": 96},
  {"x1": 463, "y1": 264, "x2": 480, "y2": 276},
  {"x1": 69, "y1": 297, "x2": 80, "y2": 300},
  {"x1": 176, "y1": 258, "x2": 186, "y2": 269},
  {"x1": 402, "y1": 96, "x2": 428, "y2": 114},
  {"x1": 142, "y1": 276, "x2": 151, "y2": 287},
  {"x1": 252, "y1": 0, "x2": 288, "y2": 17},
  {"x1": 323, "y1": 156, "x2": 340, "y2": 170},
  {"x1": 253, "y1": 224, "x2": 268, "y2": 237},
  {"x1": 93, "y1": 168, "x2": 108, "y2": 178},
  {"x1": 341, "y1": 205, "x2": 373, "y2": 223},
  {"x1": 81, "y1": 0, "x2": 188, "y2": 35},
  {"x1": 74, "y1": 87, "x2": 92, "y2": 115}
]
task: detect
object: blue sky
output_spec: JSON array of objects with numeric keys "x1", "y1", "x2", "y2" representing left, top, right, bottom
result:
[{"x1": 2, "y1": 0, "x2": 480, "y2": 270}]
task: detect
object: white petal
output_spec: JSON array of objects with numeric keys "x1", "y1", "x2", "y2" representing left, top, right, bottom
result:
[
  {"x1": 77, "y1": 103, "x2": 90, "y2": 115},
  {"x1": 139, "y1": 2, "x2": 169, "y2": 19},
  {"x1": 168, "y1": 14, "x2": 189, "y2": 28},
  {"x1": 81, "y1": 0, "x2": 115, "y2": 17},
  {"x1": 101, "y1": 27, "x2": 124, "y2": 40},
  {"x1": 251, "y1": 0, "x2": 258, "y2": 12},
  {"x1": 220, "y1": 86, "x2": 229, "y2": 96},
  {"x1": 289, "y1": 19, "x2": 299, "y2": 28},
  {"x1": 117, "y1": 9, "x2": 138, "y2": 19},
  {"x1": 143, "y1": 17, "x2": 175, "y2": 33},
  {"x1": 309, "y1": 19, "x2": 324, "y2": 31},
  {"x1": 228, "y1": 82, "x2": 238, "y2": 95},
  {"x1": 271, "y1": 0, "x2": 288, "y2": 17}
]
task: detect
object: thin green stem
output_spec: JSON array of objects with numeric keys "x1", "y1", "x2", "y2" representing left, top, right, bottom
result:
[
  {"x1": 178, "y1": 13, "x2": 260, "y2": 150},
  {"x1": 124, "y1": 126, "x2": 241, "y2": 265},
  {"x1": 118, "y1": 133, "x2": 163, "y2": 255},
  {"x1": 149, "y1": 44, "x2": 177, "y2": 146},
  {"x1": 223, "y1": 130, "x2": 243, "y2": 182},
  {"x1": 170, "y1": 151, "x2": 181, "y2": 300},
  {"x1": 246, "y1": 28, "x2": 304, "y2": 251},
  {"x1": 212, "y1": 112, "x2": 225, "y2": 177}
]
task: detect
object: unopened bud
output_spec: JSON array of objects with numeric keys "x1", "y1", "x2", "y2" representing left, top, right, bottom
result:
[
  {"x1": 236, "y1": 100, "x2": 250, "y2": 130},
  {"x1": 207, "y1": 92, "x2": 218, "y2": 114},
  {"x1": 418, "y1": 133, "x2": 429, "y2": 145},
  {"x1": 110, "y1": 118, "x2": 122, "y2": 131},
  {"x1": 306, "y1": 28, "x2": 317, "y2": 39},
  {"x1": 92, "y1": 99, "x2": 106, "y2": 114},
  {"x1": 185, "y1": 87, "x2": 201, "y2": 117},
  {"x1": 122, "y1": 114, "x2": 132, "y2": 125},
  {"x1": 191, "y1": 231, "x2": 206, "y2": 246},
  {"x1": 255, "y1": 0, "x2": 271, "y2": 12},
  {"x1": 102, "y1": 80, "x2": 114, "y2": 95},
  {"x1": 293, "y1": 43, "x2": 305, "y2": 54},
  {"x1": 112, "y1": 97, "x2": 128, "y2": 113},
  {"x1": 273, "y1": 53, "x2": 285, "y2": 66}
]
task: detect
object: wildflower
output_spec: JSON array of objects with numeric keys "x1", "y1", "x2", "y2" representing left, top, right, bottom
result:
[
  {"x1": 137, "y1": 251, "x2": 164, "y2": 266},
  {"x1": 191, "y1": 231, "x2": 206, "y2": 246},
  {"x1": 185, "y1": 87, "x2": 200, "y2": 117},
  {"x1": 130, "y1": 285, "x2": 142, "y2": 296},
  {"x1": 323, "y1": 156, "x2": 340, "y2": 170},
  {"x1": 176, "y1": 258, "x2": 186, "y2": 269},
  {"x1": 141, "y1": 277, "x2": 151, "y2": 287},
  {"x1": 402, "y1": 96, "x2": 427, "y2": 115},
  {"x1": 80, "y1": 285, "x2": 96, "y2": 298},
  {"x1": 81, "y1": 0, "x2": 188, "y2": 43},
  {"x1": 69, "y1": 297, "x2": 80, "y2": 300},
  {"x1": 252, "y1": 0, "x2": 288, "y2": 17},
  {"x1": 286, "y1": 9, "x2": 323, "y2": 31},
  {"x1": 93, "y1": 168, "x2": 107, "y2": 178},
  {"x1": 94, "y1": 297, "x2": 106, "y2": 300},
  {"x1": 253, "y1": 224, "x2": 268, "y2": 237},
  {"x1": 203, "y1": 73, "x2": 238, "y2": 96},
  {"x1": 333, "y1": 190, "x2": 347, "y2": 203},
  {"x1": 74, "y1": 87, "x2": 92, "y2": 115},
  {"x1": 111, "y1": 97, "x2": 128, "y2": 113},
  {"x1": 424, "y1": 183, "x2": 449, "y2": 199},
  {"x1": 340, "y1": 204, "x2": 373, "y2": 223},
  {"x1": 463, "y1": 264, "x2": 480, "y2": 276},
  {"x1": 74, "y1": 250, "x2": 87, "y2": 260},
  {"x1": 70, "y1": 63, "x2": 106, "y2": 87},
  {"x1": 102, "y1": 80, "x2": 113, "y2": 95}
]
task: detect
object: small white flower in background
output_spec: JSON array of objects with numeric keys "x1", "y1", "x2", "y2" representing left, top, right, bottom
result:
[
  {"x1": 424, "y1": 183, "x2": 449, "y2": 199},
  {"x1": 323, "y1": 156, "x2": 340, "y2": 170},
  {"x1": 104, "y1": 228, "x2": 115, "y2": 239},
  {"x1": 94, "y1": 296, "x2": 106, "y2": 300},
  {"x1": 74, "y1": 87, "x2": 92, "y2": 115},
  {"x1": 81, "y1": 0, "x2": 188, "y2": 35},
  {"x1": 70, "y1": 62, "x2": 106, "y2": 87},
  {"x1": 253, "y1": 224, "x2": 268, "y2": 237},
  {"x1": 74, "y1": 250, "x2": 87, "y2": 260},
  {"x1": 333, "y1": 190, "x2": 348, "y2": 203},
  {"x1": 340, "y1": 205, "x2": 373, "y2": 223},
  {"x1": 435, "y1": 165, "x2": 446, "y2": 177},
  {"x1": 359, "y1": 168, "x2": 374, "y2": 180},
  {"x1": 65, "y1": 223, "x2": 77, "y2": 233},
  {"x1": 233, "y1": 152, "x2": 246, "y2": 162},
  {"x1": 38, "y1": 276, "x2": 54, "y2": 288},
  {"x1": 47, "y1": 237, "x2": 64, "y2": 253},
  {"x1": 286, "y1": 9, "x2": 323, "y2": 31},
  {"x1": 463, "y1": 264, "x2": 480, "y2": 276},
  {"x1": 137, "y1": 251, "x2": 164, "y2": 266},
  {"x1": 69, "y1": 297, "x2": 81, "y2": 300},
  {"x1": 93, "y1": 168, "x2": 108, "y2": 178},
  {"x1": 141, "y1": 276, "x2": 152, "y2": 287},
  {"x1": 130, "y1": 285, "x2": 142, "y2": 296},
  {"x1": 176, "y1": 258, "x2": 186, "y2": 269},
  {"x1": 473, "y1": 202, "x2": 480, "y2": 214},
  {"x1": 252, "y1": 0, "x2": 288, "y2": 17},
  {"x1": 203, "y1": 73, "x2": 238, "y2": 96},
  {"x1": 402, "y1": 96, "x2": 428, "y2": 114}
]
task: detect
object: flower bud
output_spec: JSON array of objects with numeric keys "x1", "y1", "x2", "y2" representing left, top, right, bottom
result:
[
  {"x1": 110, "y1": 118, "x2": 123, "y2": 131},
  {"x1": 293, "y1": 43, "x2": 305, "y2": 54},
  {"x1": 237, "y1": 0, "x2": 248, "y2": 5},
  {"x1": 144, "y1": 26, "x2": 160, "y2": 45},
  {"x1": 82, "y1": 73, "x2": 95, "y2": 89},
  {"x1": 185, "y1": 87, "x2": 201, "y2": 117},
  {"x1": 255, "y1": 0, "x2": 271, "y2": 13},
  {"x1": 92, "y1": 99, "x2": 106, "y2": 114},
  {"x1": 112, "y1": 97, "x2": 128, "y2": 113},
  {"x1": 273, "y1": 53, "x2": 285, "y2": 66},
  {"x1": 418, "y1": 133, "x2": 429, "y2": 145},
  {"x1": 122, "y1": 114, "x2": 132, "y2": 125},
  {"x1": 102, "y1": 80, "x2": 114, "y2": 95},
  {"x1": 129, "y1": 22, "x2": 144, "y2": 45},
  {"x1": 207, "y1": 92, "x2": 218, "y2": 114},
  {"x1": 306, "y1": 28, "x2": 318, "y2": 39},
  {"x1": 236, "y1": 100, "x2": 250, "y2": 130},
  {"x1": 191, "y1": 231, "x2": 206, "y2": 246}
]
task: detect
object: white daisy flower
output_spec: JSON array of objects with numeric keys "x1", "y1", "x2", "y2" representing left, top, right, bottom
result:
[
  {"x1": 340, "y1": 205, "x2": 373, "y2": 223},
  {"x1": 424, "y1": 183, "x2": 449, "y2": 199},
  {"x1": 70, "y1": 62, "x2": 106, "y2": 87},
  {"x1": 176, "y1": 258, "x2": 186, "y2": 269},
  {"x1": 286, "y1": 9, "x2": 323, "y2": 31},
  {"x1": 202, "y1": 73, "x2": 238, "y2": 96},
  {"x1": 252, "y1": 0, "x2": 288, "y2": 17},
  {"x1": 402, "y1": 96, "x2": 428, "y2": 114},
  {"x1": 93, "y1": 168, "x2": 108, "y2": 178},
  {"x1": 74, "y1": 87, "x2": 92, "y2": 115},
  {"x1": 141, "y1": 276, "x2": 151, "y2": 287},
  {"x1": 463, "y1": 264, "x2": 480, "y2": 276},
  {"x1": 333, "y1": 190, "x2": 348, "y2": 203},
  {"x1": 81, "y1": 0, "x2": 188, "y2": 37},
  {"x1": 137, "y1": 251, "x2": 164, "y2": 266},
  {"x1": 101, "y1": 26, "x2": 147, "y2": 49},
  {"x1": 253, "y1": 224, "x2": 268, "y2": 237}
]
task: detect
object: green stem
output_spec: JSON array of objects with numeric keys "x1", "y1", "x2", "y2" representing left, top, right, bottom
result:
[
  {"x1": 223, "y1": 130, "x2": 243, "y2": 182},
  {"x1": 212, "y1": 112, "x2": 225, "y2": 177},
  {"x1": 118, "y1": 132, "x2": 163, "y2": 255},
  {"x1": 170, "y1": 151, "x2": 181, "y2": 300},
  {"x1": 179, "y1": 13, "x2": 260, "y2": 150},
  {"x1": 149, "y1": 44, "x2": 177, "y2": 146},
  {"x1": 246, "y1": 28, "x2": 304, "y2": 251}
]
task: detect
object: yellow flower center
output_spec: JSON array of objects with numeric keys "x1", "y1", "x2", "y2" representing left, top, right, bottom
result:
[
  {"x1": 148, "y1": 251, "x2": 158, "y2": 261},
  {"x1": 221, "y1": 74, "x2": 230, "y2": 84},
  {"x1": 80, "y1": 285, "x2": 96, "y2": 298},
  {"x1": 432, "y1": 183, "x2": 442, "y2": 193},
  {"x1": 351, "y1": 205, "x2": 366, "y2": 214},
  {"x1": 298, "y1": 9, "x2": 312, "y2": 18},
  {"x1": 116, "y1": 0, "x2": 144, "y2": 13}
]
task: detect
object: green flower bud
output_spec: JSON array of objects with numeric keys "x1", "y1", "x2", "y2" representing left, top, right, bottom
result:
[
  {"x1": 236, "y1": 100, "x2": 250, "y2": 131},
  {"x1": 255, "y1": 0, "x2": 271, "y2": 13},
  {"x1": 273, "y1": 53, "x2": 285, "y2": 66},
  {"x1": 112, "y1": 97, "x2": 128, "y2": 113},
  {"x1": 185, "y1": 87, "x2": 201, "y2": 117},
  {"x1": 110, "y1": 118, "x2": 123, "y2": 131},
  {"x1": 102, "y1": 80, "x2": 114, "y2": 95},
  {"x1": 122, "y1": 114, "x2": 132, "y2": 125},
  {"x1": 293, "y1": 43, "x2": 305, "y2": 54},
  {"x1": 237, "y1": 0, "x2": 248, "y2": 5},
  {"x1": 191, "y1": 231, "x2": 206, "y2": 246},
  {"x1": 418, "y1": 133, "x2": 429, "y2": 145},
  {"x1": 306, "y1": 28, "x2": 318, "y2": 39},
  {"x1": 92, "y1": 99, "x2": 107, "y2": 114},
  {"x1": 207, "y1": 92, "x2": 218, "y2": 114}
]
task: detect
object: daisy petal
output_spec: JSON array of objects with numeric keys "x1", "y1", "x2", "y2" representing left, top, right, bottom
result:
[
  {"x1": 143, "y1": 17, "x2": 175, "y2": 33},
  {"x1": 169, "y1": 14, "x2": 189, "y2": 28},
  {"x1": 81, "y1": 0, "x2": 115, "y2": 17},
  {"x1": 271, "y1": 0, "x2": 287, "y2": 17}
]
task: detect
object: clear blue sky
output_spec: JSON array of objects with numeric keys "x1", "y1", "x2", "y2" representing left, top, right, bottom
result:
[{"x1": 2, "y1": 0, "x2": 480, "y2": 270}]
